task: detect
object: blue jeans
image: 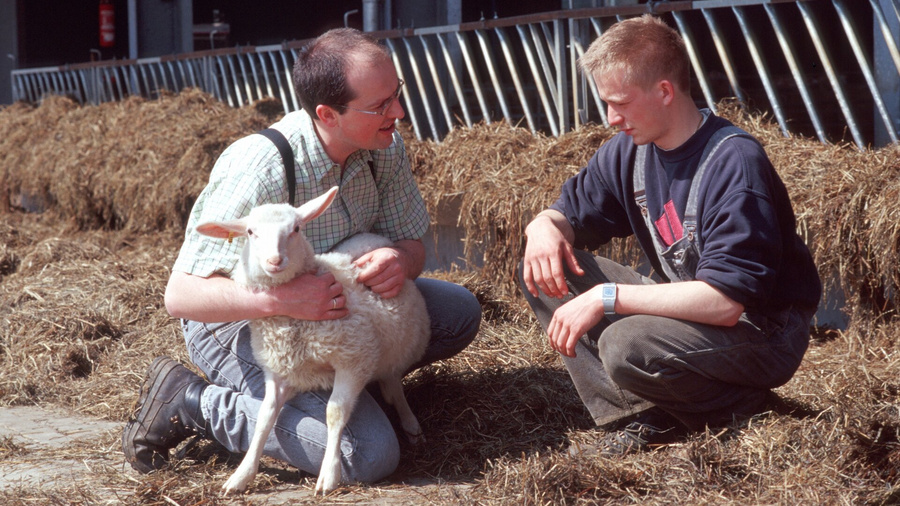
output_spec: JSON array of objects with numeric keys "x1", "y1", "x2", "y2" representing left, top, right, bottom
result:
[
  {"x1": 520, "y1": 251, "x2": 813, "y2": 431},
  {"x1": 183, "y1": 277, "x2": 480, "y2": 482}
]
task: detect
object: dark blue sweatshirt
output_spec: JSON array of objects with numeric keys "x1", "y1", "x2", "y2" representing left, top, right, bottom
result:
[{"x1": 551, "y1": 113, "x2": 821, "y2": 313}]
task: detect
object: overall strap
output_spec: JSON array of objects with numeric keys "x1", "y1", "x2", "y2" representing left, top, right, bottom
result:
[
  {"x1": 632, "y1": 126, "x2": 749, "y2": 212},
  {"x1": 632, "y1": 143, "x2": 672, "y2": 279},
  {"x1": 632, "y1": 125, "x2": 752, "y2": 280},
  {"x1": 680, "y1": 125, "x2": 750, "y2": 250},
  {"x1": 257, "y1": 128, "x2": 296, "y2": 206}
]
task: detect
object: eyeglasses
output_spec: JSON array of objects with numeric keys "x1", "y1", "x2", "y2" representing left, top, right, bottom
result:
[{"x1": 335, "y1": 79, "x2": 404, "y2": 116}]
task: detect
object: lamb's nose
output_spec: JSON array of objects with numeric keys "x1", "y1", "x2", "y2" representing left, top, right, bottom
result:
[{"x1": 267, "y1": 256, "x2": 283, "y2": 267}]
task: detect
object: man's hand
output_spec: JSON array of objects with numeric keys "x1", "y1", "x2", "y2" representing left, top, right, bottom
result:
[
  {"x1": 266, "y1": 271, "x2": 349, "y2": 320},
  {"x1": 354, "y1": 247, "x2": 407, "y2": 298},
  {"x1": 522, "y1": 211, "x2": 584, "y2": 298},
  {"x1": 547, "y1": 287, "x2": 605, "y2": 357}
]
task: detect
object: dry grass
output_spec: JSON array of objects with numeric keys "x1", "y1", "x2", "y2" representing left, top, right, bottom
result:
[{"x1": 0, "y1": 92, "x2": 898, "y2": 504}]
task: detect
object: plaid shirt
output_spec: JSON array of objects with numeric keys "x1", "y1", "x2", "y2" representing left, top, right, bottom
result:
[{"x1": 173, "y1": 110, "x2": 429, "y2": 278}]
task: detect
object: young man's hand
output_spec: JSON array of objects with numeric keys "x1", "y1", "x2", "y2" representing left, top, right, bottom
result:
[
  {"x1": 522, "y1": 211, "x2": 584, "y2": 298},
  {"x1": 546, "y1": 286, "x2": 606, "y2": 357}
]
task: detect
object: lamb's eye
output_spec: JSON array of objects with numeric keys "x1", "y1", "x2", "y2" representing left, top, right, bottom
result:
[
  {"x1": 294, "y1": 226, "x2": 300, "y2": 233},
  {"x1": 247, "y1": 229, "x2": 254, "y2": 237}
]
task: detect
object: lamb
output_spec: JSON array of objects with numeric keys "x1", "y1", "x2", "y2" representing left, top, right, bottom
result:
[{"x1": 194, "y1": 186, "x2": 430, "y2": 496}]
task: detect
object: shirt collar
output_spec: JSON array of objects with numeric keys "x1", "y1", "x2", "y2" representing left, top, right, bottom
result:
[{"x1": 290, "y1": 110, "x2": 375, "y2": 183}]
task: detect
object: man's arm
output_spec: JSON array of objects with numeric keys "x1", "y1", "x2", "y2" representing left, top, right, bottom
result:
[
  {"x1": 522, "y1": 209, "x2": 585, "y2": 299},
  {"x1": 546, "y1": 278, "x2": 744, "y2": 356},
  {"x1": 164, "y1": 270, "x2": 348, "y2": 323},
  {"x1": 615, "y1": 281, "x2": 744, "y2": 326},
  {"x1": 524, "y1": 211, "x2": 745, "y2": 357}
]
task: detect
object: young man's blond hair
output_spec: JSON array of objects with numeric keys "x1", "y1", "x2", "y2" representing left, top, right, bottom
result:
[{"x1": 578, "y1": 14, "x2": 691, "y2": 93}]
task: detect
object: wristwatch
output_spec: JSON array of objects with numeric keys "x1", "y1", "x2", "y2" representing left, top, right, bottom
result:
[{"x1": 601, "y1": 283, "x2": 617, "y2": 315}]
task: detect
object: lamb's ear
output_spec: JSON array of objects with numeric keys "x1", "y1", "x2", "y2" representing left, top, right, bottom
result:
[
  {"x1": 296, "y1": 186, "x2": 339, "y2": 224},
  {"x1": 196, "y1": 219, "x2": 249, "y2": 239}
]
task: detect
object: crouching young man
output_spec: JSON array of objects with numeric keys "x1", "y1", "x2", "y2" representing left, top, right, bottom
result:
[{"x1": 519, "y1": 15, "x2": 821, "y2": 456}]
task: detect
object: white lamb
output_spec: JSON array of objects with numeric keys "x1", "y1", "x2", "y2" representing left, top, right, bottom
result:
[{"x1": 195, "y1": 186, "x2": 430, "y2": 496}]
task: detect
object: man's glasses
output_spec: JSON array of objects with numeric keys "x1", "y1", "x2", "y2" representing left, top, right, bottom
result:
[{"x1": 335, "y1": 79, "x2": 404, "y2": 116}]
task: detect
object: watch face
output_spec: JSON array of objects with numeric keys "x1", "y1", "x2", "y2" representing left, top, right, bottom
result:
[{"x1": 603, "y1": 285, "x2": 615, "y2": 297}]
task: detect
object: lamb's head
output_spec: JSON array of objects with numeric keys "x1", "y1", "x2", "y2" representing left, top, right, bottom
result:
[{"x1": 196, "y1": 186, "x2": 339, "y2": 288}]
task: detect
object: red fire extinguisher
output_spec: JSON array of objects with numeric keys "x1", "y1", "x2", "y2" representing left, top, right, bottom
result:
[{"x1": 99, "y1": 0, "x2": 114, "y2": 48}]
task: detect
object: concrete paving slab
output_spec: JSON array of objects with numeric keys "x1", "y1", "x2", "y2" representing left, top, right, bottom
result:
[
  {"x1": 0, "y1": 405, "x2": 119, "y2": 449},
  {"x1": 0, "y1": 406, "x2": 471, "y2": 503},
  {"x1": 0, "y1": 405, "x2": 121, "y2": 490}
]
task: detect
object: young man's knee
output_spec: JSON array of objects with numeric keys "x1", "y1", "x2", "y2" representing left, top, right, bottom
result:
[{"x1": 597, "y1": 322, "x2": 656, "y2": 386}]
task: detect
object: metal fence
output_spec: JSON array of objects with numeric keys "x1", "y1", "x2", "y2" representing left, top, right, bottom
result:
[{"x1": 10, "y1": 0, "x2": 900, "y2": 149}]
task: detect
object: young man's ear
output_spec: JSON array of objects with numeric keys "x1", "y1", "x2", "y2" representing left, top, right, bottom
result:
[{"x1": 658, "y1": 80, "x2": 676, "y2": 106}]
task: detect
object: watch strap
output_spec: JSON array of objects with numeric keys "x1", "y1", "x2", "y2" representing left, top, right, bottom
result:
[{"x1": 601, "y1": 283, "x2": 617, "y2": 315}]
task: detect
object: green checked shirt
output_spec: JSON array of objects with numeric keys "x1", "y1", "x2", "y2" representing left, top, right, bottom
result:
[{"x1": 172, "y1": 109, "x2": 429, "y2": 279}]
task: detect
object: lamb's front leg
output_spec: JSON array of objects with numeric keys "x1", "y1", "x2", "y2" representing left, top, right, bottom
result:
[
  {"x1": 315, "y1": 369, "x2": 366, "y2": 496},
  {"x1": 223, "y1": 372, "x2": 293, "y2": 495}
]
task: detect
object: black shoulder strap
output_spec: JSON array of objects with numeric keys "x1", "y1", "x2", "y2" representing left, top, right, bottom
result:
[{"x1": 257, "y1": 128, "x2": 296, "y2": 206}]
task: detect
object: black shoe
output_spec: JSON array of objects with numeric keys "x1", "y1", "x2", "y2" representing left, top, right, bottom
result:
[
  {"x1": 122, "y1": 356, "x2": 209, "y2": 473},
  {"x1": 598, "y1": 408, "x2": 686, "y2": 456}
]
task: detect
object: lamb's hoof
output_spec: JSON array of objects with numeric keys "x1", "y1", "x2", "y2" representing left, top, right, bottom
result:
[
  {"x1": 222, "y1": 477, "x2": 249, "y2": 496},
  {"x1": 315, "y1": 474, "x2": 340, "y2": 496},
  {"x1": 405, "y1": 429, "x2": 425, "y2": 445}
]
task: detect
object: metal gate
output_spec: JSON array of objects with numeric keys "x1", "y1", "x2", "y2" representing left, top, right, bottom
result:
[{"x1": 10, "y1": 0, "x2": 900, "y2": 149}]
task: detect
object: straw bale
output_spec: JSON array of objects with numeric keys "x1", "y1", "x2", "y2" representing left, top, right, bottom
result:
[{"x1": 411, "y1": 101, "x2": 900, "y2": 329}]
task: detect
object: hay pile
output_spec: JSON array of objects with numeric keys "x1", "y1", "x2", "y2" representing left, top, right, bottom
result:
[
  {"x1": 406, "y1": 120, "x2": 623, "y2": 299},
  {"x1": 4, "y1": 91, "x2": 899, "y2": 328},
  {"x1": 1, "y1": 91, "x2": 899, "y2": 504},
  {"x1": 0, "y1": 89, "x2": 280, "y2": 232}
]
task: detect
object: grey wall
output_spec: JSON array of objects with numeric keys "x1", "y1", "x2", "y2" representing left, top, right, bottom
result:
[
  {"x1": 136, "y1": 0, "x2": 193, "y2": 57},
  {"x1": 0, "y1": 0, "x2": 16, "y2": 105}
]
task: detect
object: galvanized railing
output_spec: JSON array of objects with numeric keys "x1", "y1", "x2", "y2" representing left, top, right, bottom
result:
[
  {"x1": 10, "y1": 0, "x2": 900, "y2": 149},
  {"x1": 12, "y1": 45, "x2": 304, "y2": 113}
]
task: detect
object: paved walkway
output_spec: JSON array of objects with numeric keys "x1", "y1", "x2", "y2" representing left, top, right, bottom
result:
[
  {"x1": 0, "y1": 405, "x2": 121, "y2": 490},
  {"x1": 0, "y1": 406, "x2": 469, "y2": 503}
]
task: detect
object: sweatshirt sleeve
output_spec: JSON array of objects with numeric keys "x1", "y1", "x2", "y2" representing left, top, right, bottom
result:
[
  {"x1": 693, "y1": 137, "x2": 784, "y2": 308},
  {"x1": 550, "y1": 136, "x2": 636, "y2": 251}
]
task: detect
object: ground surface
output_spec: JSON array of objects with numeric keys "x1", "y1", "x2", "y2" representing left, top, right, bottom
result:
[
  {"x1": 0, "y1": 406, "x2": 474, "y2": 504},
  {"x1": 3, "y1": 95, "x2": 900, "y2": 505},
  {"x1": 0, "y1": 406, "x2": 120, "y2": 491}
]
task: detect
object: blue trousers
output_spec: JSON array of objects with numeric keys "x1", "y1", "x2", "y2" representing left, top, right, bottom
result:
[
  {"x1": 520, "y1": 251, "x2": 812, "y2": 431},
  {"x1": 183, "y1": 277, "x2": 480, "y2": 482}
]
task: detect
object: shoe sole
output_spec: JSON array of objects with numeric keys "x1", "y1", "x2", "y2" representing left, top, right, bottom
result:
[{"x1": 122, "y1": 356, "x2": 182, "y2": 473}]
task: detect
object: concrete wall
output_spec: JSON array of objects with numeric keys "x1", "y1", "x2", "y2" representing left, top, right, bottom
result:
[
  {"x1": 423, "y1": 196, "x2": 483, "y2": 272},
  {"x1": 0, "y1": 0, "x2": 16, "y2": 105},
  {"x1": 136, "y1": 0, "x2": 193, "y2": 57}
]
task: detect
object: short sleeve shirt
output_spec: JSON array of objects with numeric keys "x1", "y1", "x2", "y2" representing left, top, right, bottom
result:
[{"x1": 172, "y1": 110, "x2": 429, "y2": 278}]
